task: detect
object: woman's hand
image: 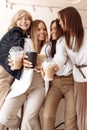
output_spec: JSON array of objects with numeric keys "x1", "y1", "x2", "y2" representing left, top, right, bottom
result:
[
  {"x1": 23, "y1": 54, "x2": 33, "y2": 69},
  {"x1": 40, "y1": 63, "x2": 59, "y2": 79},
  {"x1": 8, "y1": 54, "x2": 23, "y2": 70},
  {"x1": 40, "y1": 66, "x2": 45, "y2": 79},
  {"x1": 53, "y1": 64, "x2": 59, "y2": 74},
  {"x1": 8, "y1": 55, "x2": 14, "y2": 70},
  {"x1": 35, "y1": 60, "x2": 41, "y2": 72}
]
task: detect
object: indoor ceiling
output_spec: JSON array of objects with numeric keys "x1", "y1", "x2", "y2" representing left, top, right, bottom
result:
[{"x1": 6, "y1": 0, "x2": 87, "y2": 10}]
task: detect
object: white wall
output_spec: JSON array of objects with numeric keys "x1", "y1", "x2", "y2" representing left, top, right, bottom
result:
[
  {"x1": 0, "y1": 5, "x2": 87, "y2": 39},
  {"x1": 0, "y1": 6, "x2": 58, "y2": 38}
]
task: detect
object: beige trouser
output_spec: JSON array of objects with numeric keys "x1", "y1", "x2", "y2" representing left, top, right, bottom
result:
[
  {"x1": 43, "y1": 74, "x2": 77, "y2": 130},
  {"x1": 74, "y1": 82, "x2": 87, "y2": 130},
  {"x1": 0, "y1": 65, "x2": 14, "y2": 108},
  {"x1": 0, "y1": 72, "x2": 45, "y2": 130}
]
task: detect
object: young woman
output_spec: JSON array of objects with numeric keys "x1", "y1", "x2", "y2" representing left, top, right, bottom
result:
[
  {"x1": 0, "y1": 9, "x2": 32, "y2": 130},
  {"x1": 43, "y1": 19, "x2": 77, "y2": 130},
  {"x1": 53, "y1": 6, "x2": 87, "y2": 130},
  {"x1": 0, "y1": 19, "x2": 49, "y2": 130}
]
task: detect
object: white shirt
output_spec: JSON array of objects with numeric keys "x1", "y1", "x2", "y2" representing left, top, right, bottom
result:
[
  {"x1": 41, "y1": 38, "x2": 73, "y2": 76},
  {"x1": 54, "y1": 38, "x2": 73, "y2": 76},
  {"x1": 41, "y1": 39, "x2": 73, "y2": 96},
  {"x1": 54, "y1": 29, "x2": 87, "y2": 82}
]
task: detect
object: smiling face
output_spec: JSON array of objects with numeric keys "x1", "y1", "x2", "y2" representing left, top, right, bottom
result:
[
  {"x1": 16, "y1": 15, "x2": 31, "y2": 33},
  {"x1": 30, "y1": 20, "x2": 48, "y2": 53},
  {"x1": 50, "y1": 21, "x2": 59, "y2": 40},
  {"x1": 50, "y1": 19, "x2": 63, "y2": 42},
  {"x1": 37, "y1": 22, "x2": 47, "y2": 42},
  {"x1": 9, "y1": 9, "x2": 32, "y2": 35}
]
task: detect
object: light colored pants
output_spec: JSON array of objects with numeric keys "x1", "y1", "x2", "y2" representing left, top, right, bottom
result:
[
  {"x1": 43, "y1": 74, "x2": 77, "y2": 130},
  {"x1": 0, "y1": 65, "x2": 14, "y2": 109},
  {"x1": 0, "y1": 72, "x2": 45, "y2": 130},
  {"x1": 74, "y1": 82, "x2": 87, "y2": 130}
]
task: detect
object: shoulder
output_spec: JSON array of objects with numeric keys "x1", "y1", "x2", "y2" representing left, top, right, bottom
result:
[
  {"x1": 10, "y1": 27, "x2": 23, "y2": 33},
  {"x1": 56, "y1": 36, "x2": 66, "y2": 44},
  {"x1": 24, "y1": 37, "x2": 32, "y2": 43},
  {"x1": 8, "y1": 27, "x2": 24, "y2": 38},
  {"x1": 40, "y1": 42, "x2": 51, "y2": 54},
  {"x1": 24, "y1": 37, "x2": 33, "y2": 47},
  {"x1": 24, "y1": 38, "x2": 34, "y2": 52},
  {"x1": 0, "y1": 27, "x2": 23, "y2": 41},
  {"x1": 56, "y1": 36, "x2": 66, "y2": 49},
  {"x1": 42, "y1": 43, "x2": 51, "y2": 50}
]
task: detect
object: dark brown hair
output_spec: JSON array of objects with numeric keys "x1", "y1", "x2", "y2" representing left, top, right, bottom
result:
[
  {"x1": 58, "y1": 6, "x2": 84, "y2": 51},
  {"x1": 50, "y1": 19, "x2": 63, "y2": 41},
  {"x1": 50, "y1": 19, "x2": 63, "y2": 57}
]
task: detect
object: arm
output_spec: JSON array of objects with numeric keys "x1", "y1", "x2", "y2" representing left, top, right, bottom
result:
[
  {"x1": 53, "y1": 37, "x2": 67, "y2": 70},
  {"x1": 0, "y1": 27, "x2": 25, "y2": 79}
]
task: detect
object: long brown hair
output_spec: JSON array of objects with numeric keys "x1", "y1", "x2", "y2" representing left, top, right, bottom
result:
[
  {"x1": 58, "y1": 6, "x2": 84, "y2": 51},
  {"x1": 50, "y1": 19, "x2": 63, "y2": 41},
  {"x1": 50, "y1": 19, "x2": 63, "y2": 57},
  {"x1": 30, "y1": 20, "x2": 49, "y2": 53}
]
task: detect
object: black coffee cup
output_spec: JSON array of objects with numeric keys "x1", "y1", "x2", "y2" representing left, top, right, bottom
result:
[{"x1": 26, "y1": 52, "x2": 37, "y2": 68}]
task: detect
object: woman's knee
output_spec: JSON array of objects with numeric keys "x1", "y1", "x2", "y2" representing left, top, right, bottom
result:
[
  {"x1": 0, "y1": 112, "x2": 10, "y2": 126},
  {"x1": 0, "y1": 111, "x2": 21, "y2": 129},
  {"x1": 43, "y1": 109, "x2": 55, "y2": 122}
]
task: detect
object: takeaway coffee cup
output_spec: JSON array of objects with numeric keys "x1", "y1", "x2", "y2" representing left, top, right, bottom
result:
[
  {"x1": 26, "y1": 52, "x2": 37, "y2": 68},
  {"x1": 9, "y1": 46, "x2": 23, "y2": 70},
  {"x1": 37, "y1": 54, "x2": 46, "y2": 68},
  {"x1": 42, "y1": 61, "x2": 56, "y2": 81}
]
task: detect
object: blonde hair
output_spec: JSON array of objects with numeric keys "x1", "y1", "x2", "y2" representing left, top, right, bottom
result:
[
  {"x1": 31, "y1": 20, "x2": 49, "y2": 53},
  {"x1": 8, "y1": 9, "x2": 32, "y2": 35}
]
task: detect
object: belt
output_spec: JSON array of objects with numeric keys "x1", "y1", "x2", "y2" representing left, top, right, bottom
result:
[
  {"x1": 54, "y1": 74, "x2": 72, "y2": 78},
  {"x1": 75, "y1": 64, "x2": 87, "y2": 78}
]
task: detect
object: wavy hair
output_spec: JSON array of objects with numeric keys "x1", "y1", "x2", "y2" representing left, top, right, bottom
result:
[{"x1": 8, "y1": 9, "x2": 32, "y2": 36}]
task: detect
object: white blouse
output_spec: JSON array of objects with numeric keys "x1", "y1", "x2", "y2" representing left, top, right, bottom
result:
[
  {"x1": 41, "y1": 38, "x2": 73, "y2": 77},
  {"x1": 54, "y1": 29, "x2": 87, "y2": 82}
]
